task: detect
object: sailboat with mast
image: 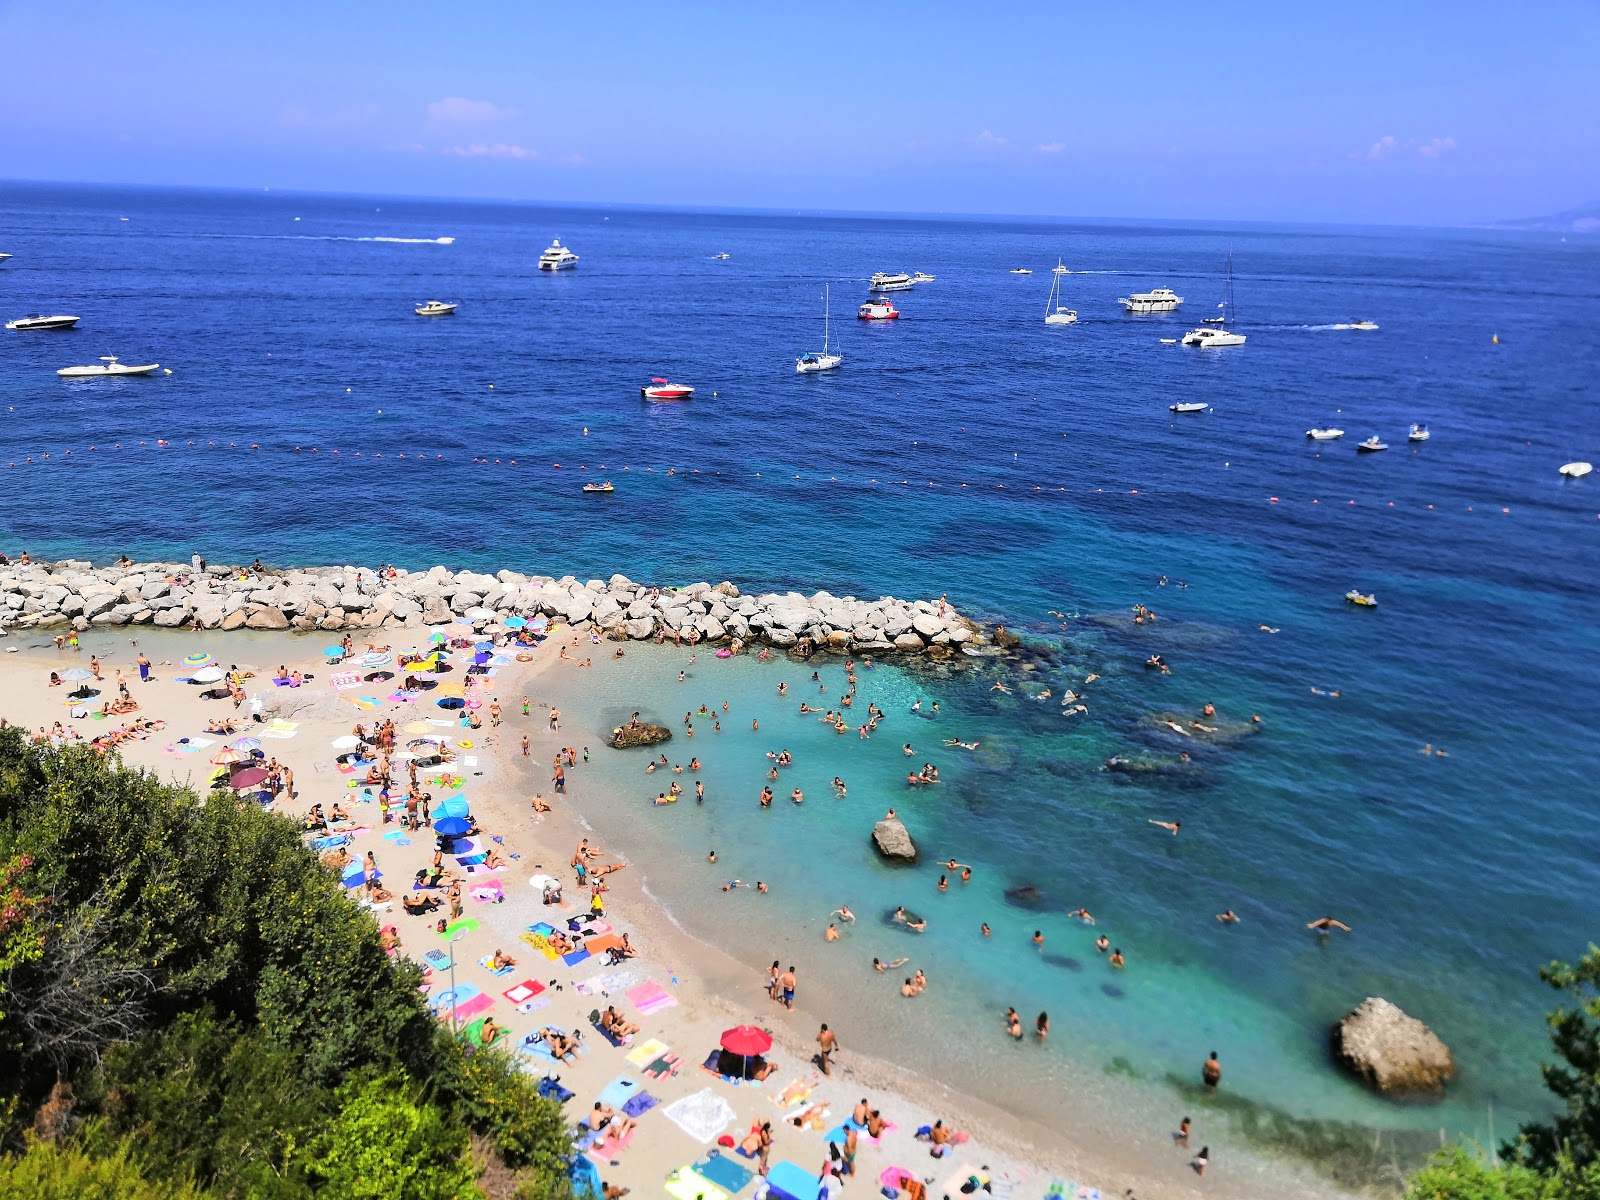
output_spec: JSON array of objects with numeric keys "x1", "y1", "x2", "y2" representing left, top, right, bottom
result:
[
  {"x1": 1044, "y1": 259, "x2": 1078, "y2": 326},
  {"x1": 796, "y1": 283, "x2": 843, "y2": 373},
  {"x1": 1182, "y1": 251, "x2": 1246, "y2": 347}
]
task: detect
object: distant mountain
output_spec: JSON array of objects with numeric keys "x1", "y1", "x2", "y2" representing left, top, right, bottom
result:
[{"x1": 1492, "y1": 202, "x2": 1600, "y2": 233}]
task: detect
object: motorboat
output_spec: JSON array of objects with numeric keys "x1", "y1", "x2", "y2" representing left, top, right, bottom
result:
[
  {"x1": 57, "y1": 356, "x2": 160, "y2": 377},
  {"x1": 0, "y1": 253, "x2": 11, "y2": 263},
  {"x1": 857, "y1": 299, "x2": 899, "y2": 320},
  {"x1": 414, "y1": 301, "x2": 457, "y2": 316},
  {"x1": 1356, "y1": 436, "x2": 1387, "y2": 453},
  {"x1": 1348, "y1": 320, "x2": 1379, "y2": 331},
  {"x1": 1010, "y1": 267, "x2": 1033, "y2": 274},
  {"x1": 641, "y1": 378, "x2": 694, "y2": 400},
  {"x1": 1120, "y1": 287, "x2": 1183, "y2": 313},
  {"x1": 1306, "y1": 426, "x2": 1345, "y2": 440},
  {"x1": 6, "y1": 314, "x2": 80, "y2": 331},
  {"x1": 538, "y1": 238, "x2": 579, "y2": 270},
  {"x1": 1345, "y1": 590, "x2": 1378, "y2": 607},
  {"x1": 1201, "y1": 315, "x2": 1227, "y2": 325},
  {"x1": 796, "y1": 283, "x2": 843, "y2": 373},
  {"x1": 868, "y1": 272, "x2": 914, "y2": 292},
  {"x1": 582, "y1": 481, "x2": 614, "y2": 494},
  {"x1": 1559, "y1": 462, "x2": 1593, "y2": 479},
  {"x1": 1169, "y1": 402, "x2": 1209, "y2": 413},
  {"x1": 713, "y1": 252, "x2": 731, "y2": 260},
  {"x1": 910, "y1": 272, "x2": 936, "y2": 283},
  {"x1": 1044, "y1": 258, "x2": 1077, "y2": 325},
  {"x1": 1181, "y1": 326, "x2": 1246, "y2": 347},
  {"x1": 1409, "y1": 423, "x2": 1429, "y2": 442}
]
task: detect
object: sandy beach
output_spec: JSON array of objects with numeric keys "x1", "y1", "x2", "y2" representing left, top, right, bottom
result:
[{"x1": 0, "y1": 620, "x2": 1353, "y2": 1200}]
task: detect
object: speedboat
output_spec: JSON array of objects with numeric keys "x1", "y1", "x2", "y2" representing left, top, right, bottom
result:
[
  {"x1": 857, "y1": 299, "x2": 899, "y2": 320},
  {"x1": 1181, "y1": 326, "x2": 1246, "y2": 347},
  {"x1": 538, "y1": 239, "x2": 579, "y2": 270},
  {"x1": 1201, "y1": 315, "x2": 1227, "y2": 325},
  {"x1": 868, "y1": 272, "x2": 914, "y2": 292},
  {"x1": 641, "y1": 378, "x2": 694, "y2": 400},
  {"x1": 1408, "y1": 423, "x2": 1429, "y2": 442},
  {"x1": 910, "y1": 272, "x2": 936, "y2": 283},
  {"x1": 1306, "y1": 426, "x2": 1345, "y2": 440},
  {"x1": 6, "y1": 314, "x2": 80, "y2": 331},
  {"x1": 1559, "y1": 462, "x2": 1593, "y2": 479},
  {"x1": 1120, "y1": 287, "x2": 1183, "y2": 313},
  {"x1": 1349, "y1": 320, "x2": 1379, "y2": 331},
  {"x1": 57, "y1": 355, "x2": 160, "y2": 377},
  {"x1": 1356, "y1": 436, "x2": 1387, "y2": 453},
  {"x1": 0, "y1": 253, "x2": 11, "y2": 263},
  {"x1": 1169, "y1": 402, "x2": 1209, "y2": 413},
  {"x1": 1345, "y1": 590, "x2": 1378, "y2": 607},
  {"x1": 713, "y1": 253, "x2": 731, "y2": 260},
  {"x1": 414, "y1": 301, "x2": 457, "y2": 316},
  {"x1": 582, "y1": 481, "x2": 614, "y2": 494},
  {"x1": 1010, "y1": 268, "x2": 1032, "y2": 275}
]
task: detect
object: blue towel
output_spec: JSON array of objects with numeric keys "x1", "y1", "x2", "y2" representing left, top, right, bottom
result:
[
  {"x1": 620, "y1": 1090, "x2": 658, "y2": 1119},
  {"x1": 594, "y1": 1074, "x2": 639, "y2": 1110},
  {"x1": 695, "y1": 1153, "x2": 754, "y2": 1193}
]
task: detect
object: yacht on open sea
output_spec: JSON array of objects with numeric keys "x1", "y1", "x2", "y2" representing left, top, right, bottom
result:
[
  {"x1": 1182, "y1": 252, "x2": 1245, "y2": 347},
  {"x1": 868, "y1": 272, "x2": 914, "y2": 292},
  {"x1": 414, "y1": 301, "x2": 457, "y2": 317},
  {"x1": 57, "y1": 355, "x2": 160, "y2": 377},
  {"x1": 538, "y1": 239, "x2": 579, "y2": 270},
  {"x1": 6, "y1": 313, "x2": 80, "y2": 331},
  {"x1": 1120, "y1": 286, "x2": 1183, "y2": 313},
  {"x1": 1043, "y1": 259, "x2": 1077, "y2": 326},
  {"x1": 796, "y1": 284, "x2": 842, "y2": 373}
]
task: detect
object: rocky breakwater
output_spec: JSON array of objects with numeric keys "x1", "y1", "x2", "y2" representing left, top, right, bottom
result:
[
  {"x1": 1330, "y1": 997, "x2": 1455, "y2": 1096},
  {"x1": 0, "y1": 560, "x2": 980, "y2": 657}
]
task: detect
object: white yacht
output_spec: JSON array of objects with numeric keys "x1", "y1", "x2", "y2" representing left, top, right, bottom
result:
[
  {"x1": 1182, "y1": 327, "x2": 1246, "y2": 348},
  {"x1": 910, "y1": 272, "x2": 936, "y2": 284},
  {"x1": 414, "y1": 301, "x2": 457, "y2": 317},
  {"x1": 6, "y1": 314, "x2": 80, "y2": 331},
  {"x1": 57, "y1": 355, "x2": 160, "y2": 378},
  {"x1": 0, "y1": 253, "x2": 11, "y2": 263},
  {"x1": 1044, "y1": 258, "x2": 1077, "y2": 326},
  {"x1": 1181, "y1": 253, "x2": 1245, "y2": 347},
  {"x1": 1169, "y1": 402, "x2": 1209, "y2": 413},
  {"x1": 868, "y1": 272, "x2": 914, "y2": 292},
  {"x1": 1306, "y1": 426, "x2": 1345, "y2": 440},
  {"x1": 538, "y1": 239, "x2": 579, "y2": 270},
  {"x1": 1010, "y1": 267, "x2": 1033, "y2": 275},
  {"x1": 1408, "y1": 423, "x2": 1429, "y2": 442},
  {"x1": 1120, "y1": 287, "x2": 1183, "y2": 313},
  {"x1": 713, "y1": 252, "x2": 731, "y2": 260},
  {"x1": 1357, "y1": 436, "x2": 1388, "y2": 453},
  {"x1": 1559, "y1": 462, "x2": 1593, "y2": 479},
  {"x1": 797, "y1": 284, "x2": 843, "y2": 374}
]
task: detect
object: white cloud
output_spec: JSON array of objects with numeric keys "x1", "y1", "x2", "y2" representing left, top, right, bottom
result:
[
  {"x1": 1362, "y1": 135, "x2": 1398, "y2": 161},
  {"x1": 1418, "y1": 136, "x2": 1456, "y2": 159},
  {"x1": 1036, "y1": 141, "x2": 1065, "y2": 155},
  {"x1": 443, "y1": 143, "x2": 538, "y2": 160},
  {"x1": 972, "y1": 129, "x2": 1009, "y2": 147},
  {"x1": 426, "y1": 97, "x2": 514, "y2": 126}
]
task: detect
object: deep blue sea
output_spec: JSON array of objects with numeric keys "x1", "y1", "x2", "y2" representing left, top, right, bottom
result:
[{"x1": 3, "y1": 182, "x2": 1598, "y2": 1183}]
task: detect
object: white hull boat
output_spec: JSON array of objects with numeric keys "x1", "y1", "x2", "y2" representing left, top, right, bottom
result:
[
  {"x1": 57, "y1": 355, "x2": 160, "y2": 378},
  {"x1": 6, "y1": 314, "x2": 80, "y2": 331},
  {"x1": 910, "y1": 272, "x2": 936, "y2": 283},
  {"x1": 1409, "y1": 424, "x2": 1429, "y2": 442},
  {"x1": 1348, "y1": 320, "x2": 1379, "y2": 331},
  {"x1": 1010, "y1": 268, "x2": 1032, "y2": 275},
  {"x1": 1170, "y1": 402, "x2": 1209, "y2": 413},
  {"x1": 641, "y1": 378, "x2": 694, "y2": 401},
  {"x1": 538, "y1": 239, "x2": 579, "y2": 270},
  {"x1": 868, "y1": 272, "x2": 912, "y2": 292},
  {"x1": 1357, "y1": 437, "x2": 1387, "y2": 453},
  {"x1": 797, "y1": 283, "x2": 843, "y2": 373},
  {"x1": 1559, "y1": 462, "x2": 1592, "y2": 479},
  {"x1": 1120, "y1": 287, "x2": 1183, "y2": 313},
  {"x1": 415, "y1": 301, "x2": 457, "y2": 316},
  {"x1": 1043, "y1": 258, "x2": 1077, "y2": 325},
  {"x1": 1182, "y1": 327, "x2": 1246, "y2": 347},
  {"x1": 857, "y1": 299, "x2": 899, "y2": 320},
  {"x1": 1306, "y1": 427, "x2": 1345, "y2": 440}
]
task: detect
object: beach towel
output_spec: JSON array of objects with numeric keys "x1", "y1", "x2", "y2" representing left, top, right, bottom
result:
[
  {"x1": 583, "y1": 933, "x2": 623, "y2": 957},
  {"x1": 423, "y1": 950, "x2": 451, "y2": 971},
  {"x1": 429, "y1": 982, "x2": 481, "y2": 1010},
  {"x1": 626, "y1": 979, "x2": 678, "y2": 1016},
  {"x1": 517, "y1": 1028, "x2": 589, "y2": 1065},
  {"x1": 665, "y1": 1171, "x2": 729, "y2": 1200},
  {"x1": 642, "y1": 1052, "x2": 681, "y2": 1080},
  {"x1": 460, "y1": 1016, "x2": 509, "y2": 1047},
  {"x1": 436, "y1": 992, "x2": 494, "y2": 1023},
  {"x1": 562, "y1": 948, "x2": 592, "y2": 967},
  {"x1": 503, "y1": 979, "x2": 546, "y2": 1004},
  {"x1": 767, "y1": 1161, "x2": 823, "y2": 1200},
  {"x1": 441, "y1": 917, "x2": 479, "y2": 938},
  {"x1": 477, "y1": 955, "x2": 515, "y2": 977},
  {"x1": 471, "y1": 881, "x2": 505, "y2": 903},
  {"x1": 538, "y1": 1077, "x2": 575, "y2": 1104},
  {"x1": 663, "y1": 1089, "x2": 737, "y2": 1144},
  {"x1": 625, "y1": 1038, "x2": 668, "y2": 1068},
  {"x1": 329, "y1": 671, "x2": 362, "y2": 690},
  {"x1": 941, "y1": 1166, "x2": 988, "y2": 1198},
  {"x1": 595, "y1": 1074, "x2": 640, "y2": 1111},
  {"x1": 696, "y1": 1152, "x2": 755, "y2": 1194},
  {"x1": 585, "y1": 1124, "x2": 635, "y2": 1164}
]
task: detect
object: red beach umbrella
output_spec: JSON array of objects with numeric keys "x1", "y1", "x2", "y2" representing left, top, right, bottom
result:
[
  {"x1": 719, "y1": 1025, "x2": 772, "y2": 1057},
  {"x1": 228, "y1": 766, "x2": 271, "y2": 790}
]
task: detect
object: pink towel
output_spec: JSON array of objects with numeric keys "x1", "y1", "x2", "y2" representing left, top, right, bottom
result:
[{"x1": 436, "y1": 992, "x2": 495, "y2": 1022}]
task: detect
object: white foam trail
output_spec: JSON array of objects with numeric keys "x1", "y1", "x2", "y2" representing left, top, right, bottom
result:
[
  {"x1": 365, "y1": 236, "x2": 455, "y2": 244},
  {"x1": 198, "y1": 234, "x2": 455, "y2": 244}
]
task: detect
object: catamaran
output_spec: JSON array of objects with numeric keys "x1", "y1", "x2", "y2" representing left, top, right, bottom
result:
[
  {"x1": 1044, "y1": 259, "x2": 1077, "y2": 326},
  {"x1": 797, "y1": 284, "x2": 843, "y2": 373},
  {"x1": 1182, "y1": 252, "x2": 1245, "y2": 347}
]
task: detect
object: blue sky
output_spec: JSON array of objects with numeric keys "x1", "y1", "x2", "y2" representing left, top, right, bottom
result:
[{"x1": 2, "y1": 2, "x2": 1596, "y2": 225}]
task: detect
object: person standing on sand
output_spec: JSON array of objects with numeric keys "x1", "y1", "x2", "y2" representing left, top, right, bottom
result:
[
  {"x1": 816, "y1": 1023, "x2": 838, "y2": 1075},
  {"x1": 489, "y1": 700, "x2": 501, "y2": 728},
  {"x1": 779, "y1": 965, "x2": 797, "y2": 1010},
  {"x1": 1202, "y1": 1051, "x2": 1222, "y2": 1090},
  {"x1": 137, "y1": 652, "x2": 151, "y2": 683},
  {"x1": 521, "y1": 735, "x2": 531, "y2": 758},
  {"x1": 768, "y1": 961, "x2": 781, "y2": 1001}
]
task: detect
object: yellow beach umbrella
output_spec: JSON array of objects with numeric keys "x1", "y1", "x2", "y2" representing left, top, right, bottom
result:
[
  {"x1": 210, "y1": 747, "x2": 247, "y2": 765},
  {"x1": 436, "y1": 681, "x2": 466, "y2": 699}
]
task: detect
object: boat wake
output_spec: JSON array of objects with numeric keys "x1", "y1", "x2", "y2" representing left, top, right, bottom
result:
[{"x1": 199, "y1": 234, "x2": 455, "y2": 245}]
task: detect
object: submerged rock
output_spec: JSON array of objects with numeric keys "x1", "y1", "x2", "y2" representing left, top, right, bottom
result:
[
  {"x1": 1331, "y1": 997, "x2": 1455, "y2": 1096},
  {"x1": 871, "y1": 816, "x2": 918, "y2": 862},
  {"x1": 610, "y1": 722, "x2": 672, "y2": 750}
]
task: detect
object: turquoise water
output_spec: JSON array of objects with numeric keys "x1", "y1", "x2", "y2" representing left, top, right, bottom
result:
[{"x1": 2, "y1": 183, "x2": 1598, "y2": 1178}]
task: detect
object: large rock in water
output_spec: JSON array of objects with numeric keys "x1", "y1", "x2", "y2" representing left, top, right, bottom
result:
[
  {"x1": 1331, "y1": 997, "x2": 1455, "y2": 1096},
  {"x1": 610, "y1": 722, "x2": 672, "y2": 750},
  {"x1": 871, "y1": 816, "x2": 918, "y2": 863}
]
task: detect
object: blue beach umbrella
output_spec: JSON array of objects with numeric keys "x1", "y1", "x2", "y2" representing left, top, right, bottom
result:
[
  {"x1": 434, "y1": 816, "x2": 471, "y2": 838},
  {"x1": 472, "y1": 651, "x2": 492, "y2": 665},
  {"x1": 434, "y1": 794, "x2": 470, "y2": 820},
  {"x1": 324, "y1": 644, "x2": 345, "y2": 658},
  {"x1": 504, "y1": 616, "x2": 527, "y2": 629}
]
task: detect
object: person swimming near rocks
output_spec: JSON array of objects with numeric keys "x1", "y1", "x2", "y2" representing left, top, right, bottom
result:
[
  {"x1": 1310, "y1": 687, "x2": 1341, "y2": 698},
  {"x1": 943, "y1": 738, "x2": 980, "y2": 750},
  {"x1": 1216, "y1": 910, "x2": 1240, "y2": 924},
  {"x1": 891, "y1": 906, "x2": 927, "y2": 933}
]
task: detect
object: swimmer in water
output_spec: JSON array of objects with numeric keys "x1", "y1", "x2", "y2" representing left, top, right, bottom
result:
[
  {"x1": 1307, "y1": 917, "x2": 1352, "y2": 935},
  {"x1": 1069, "y1": 908, "x2": 1096, "y2": 925},
  {"x1": 1095, "y1": 934, "x2": 1110, "y2": 953},
  {"x1": 1148, "y1": 819, "x2": 1181, "y2": 835},
  {"x1": 990, "y1": 682, "x2": 1009, "y2": 693},
  {"x1": 1216, "y1": 910, "x2": 1241, "y2": 924},
  {"x1": 832, "y1": 906, "x2": 856, "y2": 923},
  {"x1": 825, "y1": 923, "x2": 840, "y2": 941},
  {"x1": 981, "y1": 922, "x2": 991, "y2": 937}
]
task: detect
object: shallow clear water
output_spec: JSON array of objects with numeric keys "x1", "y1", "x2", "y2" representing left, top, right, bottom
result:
[{"x1": 2, "y1": 182, "x2": 1598, "y2": 1176}]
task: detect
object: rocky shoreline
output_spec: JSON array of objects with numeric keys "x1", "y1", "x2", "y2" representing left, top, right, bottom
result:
[{"x1": 0, "y1": 559, "x2": 982, "y2": 657}]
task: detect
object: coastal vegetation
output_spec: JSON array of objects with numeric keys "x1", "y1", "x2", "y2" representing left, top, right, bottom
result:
[{"x1": 0, "y1": 728, "x2": 570, "y2": 1198}]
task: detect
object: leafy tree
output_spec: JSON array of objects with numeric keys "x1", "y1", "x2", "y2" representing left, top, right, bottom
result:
[
  {"x1": 0, "y1": 1134, "x2": 210, "y2": 1199},
  {"x1": 302, "y1": 1077, "x2": 480, "y2": 1200},
  {"x1": 433, "y1": 1045, "x2": 571, "y2": 1173},
  {"x1": 1508, "y1": 945, "x2": 1600, "y2": 1171},
  {"x1": 1406, "y1": 1144, "x2": 1600, "y2": 1199}
]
